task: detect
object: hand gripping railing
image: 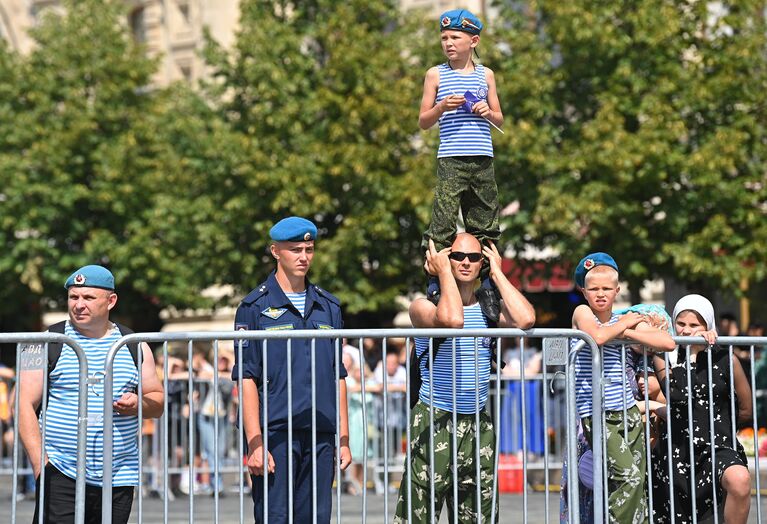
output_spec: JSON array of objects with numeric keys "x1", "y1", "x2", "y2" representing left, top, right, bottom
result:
[
  {"x1": 99, "y1": 327, "x2": 602, "y2": 524},
  {"x1": 3, "y1": 332, "x2": 89, "y2": 524}
]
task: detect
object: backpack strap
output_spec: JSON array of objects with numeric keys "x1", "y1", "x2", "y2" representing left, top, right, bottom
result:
[
  {"x1": 46, "y1": 321, "x2": 67, "y2": 374},
  {"x1": 113, "y1": 322, "x2": 140, "y2": 369}
]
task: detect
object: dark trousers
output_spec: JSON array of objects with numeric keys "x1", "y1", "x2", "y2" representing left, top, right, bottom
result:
[
  {"x1": 33, "y1": 463, "x2": 134, "y2": 524},
  {"x1": 250, "y1": 430, "x2": 335, "y2": 524}
]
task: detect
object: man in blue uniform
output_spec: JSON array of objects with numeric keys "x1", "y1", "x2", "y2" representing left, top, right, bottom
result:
[{"x1": 232, "y1": 216, "x2": 351, "y2": 524}]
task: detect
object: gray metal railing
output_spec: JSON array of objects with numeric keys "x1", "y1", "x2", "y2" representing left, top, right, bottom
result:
[
  {"x1": 96, "y1": 328, "x2": 602, "y2": 524},
  {"x1": 1, "y1": 332, "x2": 90, "y2": 524}
]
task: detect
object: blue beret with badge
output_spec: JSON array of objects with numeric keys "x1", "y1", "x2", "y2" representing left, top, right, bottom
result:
[
  {"x1": 574, "y1": 252, "x2": 619, "y2": 288},
  {"x1": 440, "y1": 9, "x2": 483, "y2": 35},
  {"x1": 269, "y1": 216, "x2": 318, "y2": 242},
  {"x1": 64, "y1": 264, "x2": 116, "y2": 290}
]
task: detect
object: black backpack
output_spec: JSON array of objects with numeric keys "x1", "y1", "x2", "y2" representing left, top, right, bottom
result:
[{"x1": 408, "y1": 319, "x2": 505, "y2": 409}]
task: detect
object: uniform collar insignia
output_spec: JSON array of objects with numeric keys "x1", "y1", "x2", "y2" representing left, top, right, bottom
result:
[{"x1": 261, "y1": 307, "x2": 287, "y2": 319}]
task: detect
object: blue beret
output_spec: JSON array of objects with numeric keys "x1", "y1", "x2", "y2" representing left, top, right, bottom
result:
[
  {"x1": 269, "y1": 216, "x2": 317, "y2": 242},
  {"x1": 440, "y1": 9, "x2": 483, "y2": 35},
  {"x1": 574, "y1": 252, "x2": 619, "y2": 288},
  {"x1": 64, "y1": 265, "x2": 115, "y2": 291}
]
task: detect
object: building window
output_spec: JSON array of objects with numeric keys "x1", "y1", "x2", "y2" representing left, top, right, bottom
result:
[
  {"x1": 129, "y1": 7, "x2": 146, "y2": 43},
  {"x1": 178, "y1": 1, "x2": 190, "y2": 24}
]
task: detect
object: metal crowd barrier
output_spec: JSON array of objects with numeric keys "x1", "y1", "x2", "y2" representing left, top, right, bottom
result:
[
  {"x1": 589, "y1": 336, "x2": 767, "y2": 524},
  {"x1": 92, "y1": 328, "x2": 603, "y2": 524},
  {"x1": 1, "y1": 333, "x2": 90, "y2": 524},
  {"x1": 5, "y1": 330, "x2": 767, "y2": 523}
]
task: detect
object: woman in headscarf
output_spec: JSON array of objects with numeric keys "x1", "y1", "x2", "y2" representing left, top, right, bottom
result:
[{"x1": 651, "y1": 294, "x2": 752, "y2": 523}]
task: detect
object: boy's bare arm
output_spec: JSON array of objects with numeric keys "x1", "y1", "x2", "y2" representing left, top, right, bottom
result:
[
  {"x1": 572, "y1": 305, "x2": 642, "y2": 346},
  {"x1": 472, "y1": 67, "x2": 503, "y2": 127},
  {"x1": 624, "y1": 322, "x2": 676, "y2": 352},
  {"x1": 418, "y1": 67, "x2": 464, "y2": 129}
]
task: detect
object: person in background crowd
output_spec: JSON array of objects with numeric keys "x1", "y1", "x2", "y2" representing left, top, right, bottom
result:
[{"x1": 651, "y1": 294, "x2": 752, "y2": 524}]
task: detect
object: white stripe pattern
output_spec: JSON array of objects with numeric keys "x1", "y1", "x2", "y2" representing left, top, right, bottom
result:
[
  {"x1": 285, "y1": 291, "x2": 307, "y2": 317},
  {"x1": 415, "y1": 304, "x2": 491, "y2": 413},
  {"x1": 44, "y1": 322, "x2": 139, "y2": 486},
  {"x1": 573, "y1": 313, "x2": 635, "y2": 418},
  {"x1": 436, "y1": 63, "x2": 493, "y2": 158}
]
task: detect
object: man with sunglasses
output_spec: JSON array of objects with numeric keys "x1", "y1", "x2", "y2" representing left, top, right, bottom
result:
[
  {"x1": 16, "y1": 264, "x2": 164, "y2": 523},
  {"x1": 395, "y1": 233, "x2": 535, "y2": 523}
]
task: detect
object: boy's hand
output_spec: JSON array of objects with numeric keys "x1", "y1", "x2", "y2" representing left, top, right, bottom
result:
[
  {"x1": 424, "y1": 239, "x2": 451, "y2": 277},
  {"x1": 440, "y1": 95, "x2": 465, "y2": 112},
  {"x1": 620, "y1": 312, "x2": 644, "y2": 330},
  {"x1": 472, "y1": 100, "x2": 491, "y2": 118},
  {"x1": 482, "y1": 241, "x2": 502, "y2": 279}
]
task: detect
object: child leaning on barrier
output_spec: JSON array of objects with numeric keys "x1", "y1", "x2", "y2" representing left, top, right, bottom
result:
[
  {"x1": 570, "y1": 253, "x2": 675, "y2": 523},
  {"x1": 418, "y1": 9, "x2": 505, "y2": 323}
]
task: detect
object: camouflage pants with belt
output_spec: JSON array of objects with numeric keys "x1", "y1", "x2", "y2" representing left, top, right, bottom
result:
[
  {"x1": 583, "y1": 406, "x2": 648, "y2": 524},
  {"x1": 394, "y1": 401, "x2": 497, "y2": 523},
  {"x1": 422, "y1": 156, "x2": 500, "y2": 254}
]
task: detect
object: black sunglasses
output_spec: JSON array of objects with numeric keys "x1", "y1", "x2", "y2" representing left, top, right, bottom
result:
[{"x1": 449, "y1": 251, "x2": 482, "y2": 263}]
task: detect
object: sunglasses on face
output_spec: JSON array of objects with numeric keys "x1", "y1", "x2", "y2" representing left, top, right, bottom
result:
[{"x1": 448, "y1": 251, "x2": 482, "y2": 263}]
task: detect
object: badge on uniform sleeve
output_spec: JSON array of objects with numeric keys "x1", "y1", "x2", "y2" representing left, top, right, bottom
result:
[
  {"x1": 235, "y1": 323, "x2": 249, "y2": 348},
  {"x1": 261, "y1": 307, "x2": 287, "y2": 320}
]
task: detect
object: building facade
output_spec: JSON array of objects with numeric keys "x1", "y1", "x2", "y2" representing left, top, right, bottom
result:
[
  {"x1": 0, "y1": 0, "x2": 241, "y2": 85},
  {"x1": 1, "y1": 1, "x2": 493, "y2": 85}
]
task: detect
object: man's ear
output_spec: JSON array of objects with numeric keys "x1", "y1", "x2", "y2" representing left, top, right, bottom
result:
[
  {"x1": 470, "y1": 35, "x2": 480, "y2": 48},
  {"x1": 615, "y1": 284, "x2": 621, "y2": 295},
  {"x1": 107, "y1": 292, "x2": 118, "y2": 311},
  {"x1": 270, "y1": 243, "x2": 279, "y2": 260}
]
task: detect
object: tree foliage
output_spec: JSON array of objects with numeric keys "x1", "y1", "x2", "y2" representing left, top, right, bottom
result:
[
  {"x1": 202, "y1": 0, "x2": 437, "y2": 312},
  {"x1": 487, "y1": 0, "x2": 767, "y2": 298}
]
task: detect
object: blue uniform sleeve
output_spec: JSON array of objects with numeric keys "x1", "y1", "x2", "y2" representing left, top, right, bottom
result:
[
  {"x1": 333, "y1": 303, "x2": 348, "y2": 380},
  {"x1": 232, "y1": 303, "x2": 262, "y2": 383}
]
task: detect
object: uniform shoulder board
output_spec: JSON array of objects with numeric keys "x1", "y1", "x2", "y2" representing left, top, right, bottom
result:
[
  {"x1": 241, "y1": 282, "x2": 269, "y2": 305},
  {"x1": 314, "y1": 285, "x2": 341, "y2": 306}
]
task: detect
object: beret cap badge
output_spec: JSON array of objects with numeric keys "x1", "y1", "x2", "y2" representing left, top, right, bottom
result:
[
  {"x1": 441, "y1": 16, "x2": 451, "y2": 28},
  {"x1": 583, "y1": 259, "x2": 595, "y2": 270},
  {"x1": 74, "y1": 274, "x2": 86, "y2": 285}
]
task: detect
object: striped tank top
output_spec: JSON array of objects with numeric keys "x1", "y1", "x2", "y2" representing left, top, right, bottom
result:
[
  {"x1": 414, "y1": 303, "x2": 491, "y2": 413},
  {"x1": 285, "y1": 291, "x2": 307, "y2": 317},
  {"x1": 44, "y1": 322, "x2": 140, "y2": 486},
  {"x1": 573, "y1": 313, "x2": 635, "y2": 418},
  {"x1": 436, "y1": 63, "x2": 493, "y2": 158}
]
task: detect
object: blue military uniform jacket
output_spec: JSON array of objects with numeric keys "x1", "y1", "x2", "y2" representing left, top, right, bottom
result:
[{"x1": 232, "y1": 271, "x2": 347, "y2": 434}]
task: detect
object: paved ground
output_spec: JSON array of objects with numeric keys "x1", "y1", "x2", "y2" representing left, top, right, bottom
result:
[
  {"x1": 5, "y1": 487, "x2": 767, "y2": 523},
  {"x1": 6, "y1": 488, "x2": 560, "y2": 523}
]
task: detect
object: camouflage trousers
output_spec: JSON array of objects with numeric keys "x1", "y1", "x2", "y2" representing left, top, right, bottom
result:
[
  {"x1": 422, "y1": 156, "x2": 500, "y2": 254},
  {"x1": 583, "y1": 406, "x2": 648, "y2": 524},
  {"x1": 394, "y1": 401, "x2": 497, "y2": 523}
]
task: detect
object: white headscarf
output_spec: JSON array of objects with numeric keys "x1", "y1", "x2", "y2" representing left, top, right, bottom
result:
[
  {"x1": 669, "y1": 294, "x2": 717, "y2": 365},
  {"x1": 672, "y1": 294, "x2": 717, "y2": 331}
]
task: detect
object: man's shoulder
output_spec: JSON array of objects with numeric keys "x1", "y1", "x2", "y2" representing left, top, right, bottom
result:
[
  {"x1": 311, "y1": 283, "x2": 341, "y2": 308},
  {"x1": 240, "y1": 280, "x2": 270, "y2": 306}
]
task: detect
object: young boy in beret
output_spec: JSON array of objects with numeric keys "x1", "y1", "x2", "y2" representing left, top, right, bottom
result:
[
  {"x1": 418, "y1": 8, "x2": 505, "y2": 322},
  {"x1": 571, "y1": 252, "x2": 674, "y2": 522}
]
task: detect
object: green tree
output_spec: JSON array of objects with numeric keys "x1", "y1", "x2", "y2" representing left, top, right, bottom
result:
[
  {"x1": 204, "y1": 0, "x2": 438, "y2": 313},
  {"x1": 487, "y1": 0, "x2": 767, "y2": 300},
  {"x1": 0, "y1": 0, "x2": 218, "y2": 328}
]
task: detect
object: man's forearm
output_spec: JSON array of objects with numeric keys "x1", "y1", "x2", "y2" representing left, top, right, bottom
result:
[
  {"x1": 142, "y1": 391, "x2": 164, "y2": 418},
  {"x1": 17, "y1": 403, "x2": 44, "y2": 475},
  {"x1": 242, "y1": 379, "x2": 263, "y2": 448},
  {"x1": 338, "y1": 379, "x2": 350, "y2": 445}
]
